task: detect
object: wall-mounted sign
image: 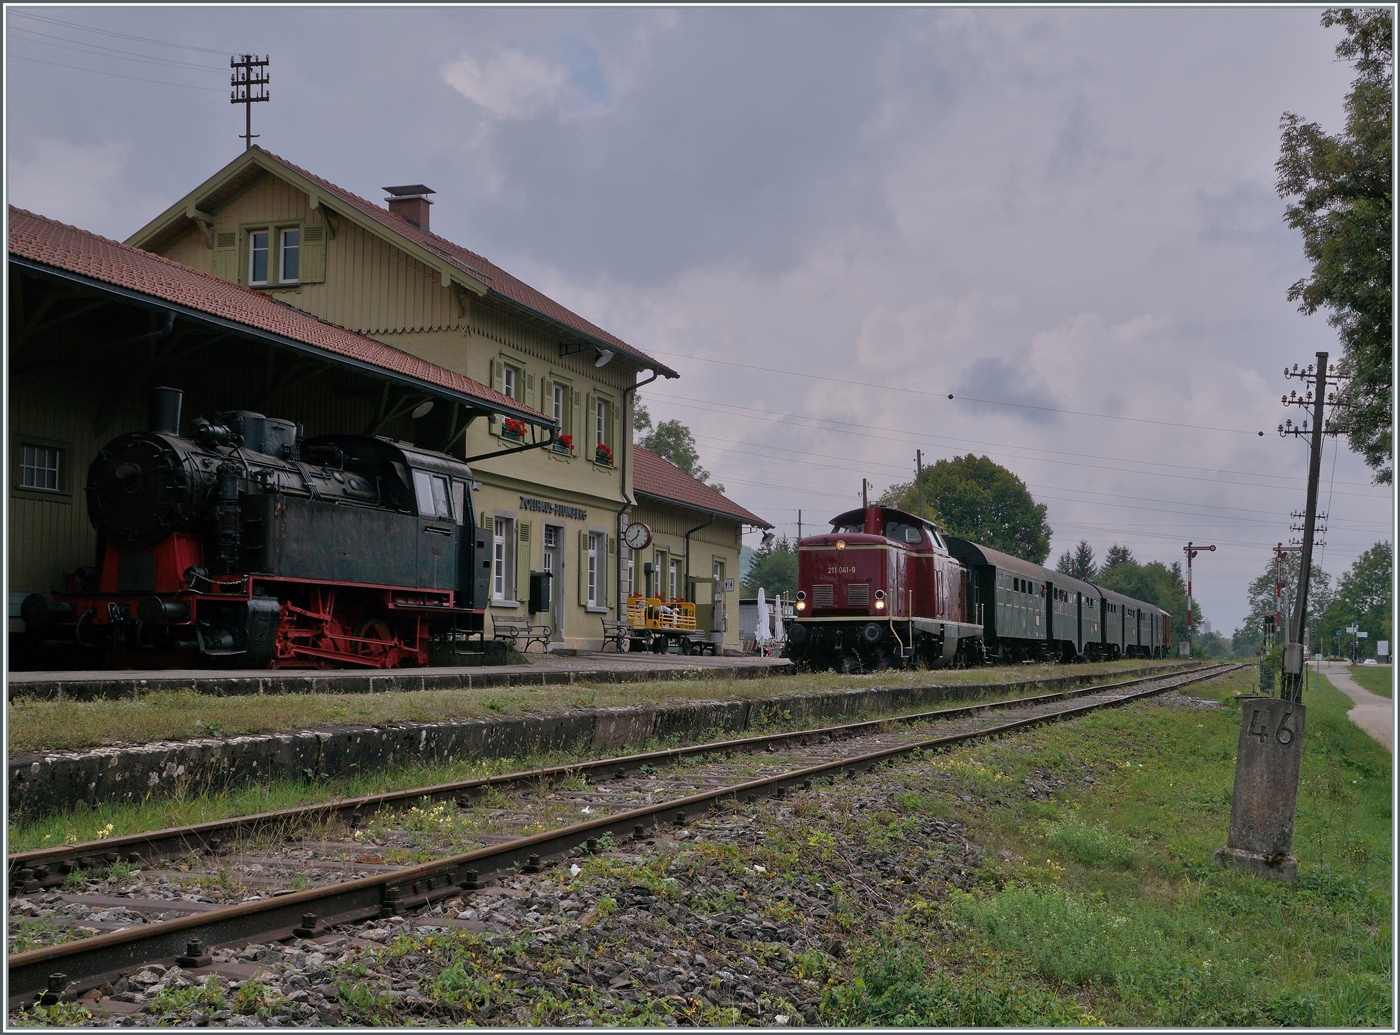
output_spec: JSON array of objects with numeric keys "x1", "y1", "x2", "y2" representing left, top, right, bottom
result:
[
  {"x1": 519, "y1": 496, "x2": 587, "y2": 521},
  {"x1": 722, "y1": 578, "x2": 737, "y2": 594}
]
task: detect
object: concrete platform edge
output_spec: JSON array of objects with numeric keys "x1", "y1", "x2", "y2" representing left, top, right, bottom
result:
[{"x1": 8, "y1": 664, "x2": 1189, "y2": 819}]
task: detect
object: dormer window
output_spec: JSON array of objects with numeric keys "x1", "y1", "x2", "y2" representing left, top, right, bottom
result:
[
  {"x1": 249, "y1": 231, "x2": 270, "y2": 285},
  {"x1": 280, "y1": 229, "x2": 300, "y2": 283}
]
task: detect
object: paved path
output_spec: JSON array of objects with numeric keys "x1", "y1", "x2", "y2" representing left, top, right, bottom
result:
[{"x1": 1318, "y1": 660, "x2": 1393, "y2": 753}]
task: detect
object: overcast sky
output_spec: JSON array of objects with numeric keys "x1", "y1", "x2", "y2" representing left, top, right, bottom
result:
[{"x1": 5, "y1": 5, "x2": 1393, "y2": 634}]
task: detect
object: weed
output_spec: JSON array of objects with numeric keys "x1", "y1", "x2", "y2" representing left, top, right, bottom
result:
[
  {"x1": 1045, "y1": 815, "x2": 1139, "y2": 869},
  {"x1": 11, "y1": 1001, "x2": 94, "y2": 1027}
]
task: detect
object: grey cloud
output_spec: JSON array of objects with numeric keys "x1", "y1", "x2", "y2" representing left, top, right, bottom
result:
[{"x1": 952, "y1": 357, "x2": 1062, "y2": 425}]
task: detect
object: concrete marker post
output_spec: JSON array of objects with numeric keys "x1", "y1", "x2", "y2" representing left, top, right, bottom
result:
[{"x1": 1216, "y1": 695, "x2": 1305, "y2": 880}]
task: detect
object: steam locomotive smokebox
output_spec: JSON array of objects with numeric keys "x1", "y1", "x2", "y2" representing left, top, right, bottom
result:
[
  {"x1": 148, "y1": 387, "x2": 183, "y2": 436},
  {"x1": 1215, "y1": 696, "x2": 1305, "y2": 880}
]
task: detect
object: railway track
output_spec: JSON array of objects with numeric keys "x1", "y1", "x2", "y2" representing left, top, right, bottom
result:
[{"x1": 9, "y1": 662, "x2": 1239, "y2": 1009}]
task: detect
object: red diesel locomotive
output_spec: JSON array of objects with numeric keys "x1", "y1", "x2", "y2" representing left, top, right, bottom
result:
[
  {"x1": 784, "y1": 506, "x2": 984, "y2": 670},
  {"x1": 785, "y1": 506, "x2": 1173, "y2": 671}
]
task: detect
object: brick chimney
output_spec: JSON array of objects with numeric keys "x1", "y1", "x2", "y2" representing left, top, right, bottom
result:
[{"x1": 382, "y1": 184, "x2": 435, "y2": 231}]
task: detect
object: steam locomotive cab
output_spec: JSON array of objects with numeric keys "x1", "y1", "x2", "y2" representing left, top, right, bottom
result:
[
  {"x1": 20, "y1": 388, "x2": 488, "y2": 670},
  {"x1": 784, "y1": 506, "x2": 983, "y2": 672}
]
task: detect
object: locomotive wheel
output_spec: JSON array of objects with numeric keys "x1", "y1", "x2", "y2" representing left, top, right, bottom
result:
[{"x1": 352, "y1": 616, "x2": 396, "y2": 661}]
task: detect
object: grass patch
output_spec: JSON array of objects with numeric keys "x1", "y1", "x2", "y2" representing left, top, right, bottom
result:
[
  {"x1": 7, "y1": 659, "x2": 1178, "y2": 755},
  {"x1": 830, "y1": 668, "x2": 1392, "y2": 1027},
  {"x1": 8, "y1": 662, "x2": 1186, "y2": 847},
  {"x1": 1345, "y1": 663, "x2": 1393, "y2": 699}
]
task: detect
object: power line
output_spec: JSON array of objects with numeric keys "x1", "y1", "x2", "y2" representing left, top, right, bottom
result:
[
  {"x1": 649, "y1": 392, "x2": 1388, "y2": 501},
  {"x1": 7, "y1": 54, "x2": 226, "y2": 90},
  {"x1": 686, "y1": 431, "x2": 1390, "y2": 526},
  {"x1": 8, "y1": 10, "x2": 231, "y2": 54},
  {"x1": 644, "y1": 348, "x2": 1265, "y2": 436},
  {"x1": 9, "y1": 27, "x2": 229, "y2": 70}
]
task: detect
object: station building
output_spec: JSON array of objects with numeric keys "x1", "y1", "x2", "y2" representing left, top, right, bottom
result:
[{"x1": 9, "y1": 148, "x2": 770, "y2": 653}]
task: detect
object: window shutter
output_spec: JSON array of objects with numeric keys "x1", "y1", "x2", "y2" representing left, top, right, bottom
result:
[
  {"x1": 572, "y1": 387, "x2": 581, "y2": 449},
  {"x1": 611, "y1": 401, "x2": 620, "y2": 452},
  {"x1": 213, "y1": 231, "x2": 237, "y2": 282},
  {"x1": 299, "y1": 224, "x2": 326, "y2": 283},
  {"x1": 516, "y1": 522, "x2": 531, "y2": 603},
  {"x1": 578, "y1": 530, "x2": 590, "y2": 606},
  {"x1": 585, "y1": 393, "x2": 596, "y2": 453},
  {"x1": 607, "y1": 536, "x2": 617, "y2": 610},
  {"x1": 526, "y1": 372, "x2": 536, "y2": 408}
]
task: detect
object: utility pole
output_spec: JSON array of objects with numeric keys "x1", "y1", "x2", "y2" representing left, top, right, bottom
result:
[
  {"x1": 797, "y1": 510, "x2": 802, "y2": 542},
  {"x1": 1182, "y1": 541, "x2": 1215, "y2": 657},
  {"x1": 1217, "y1": 350, "x2": 1340, "y2": 881},
  {"x1": 230, "y1": 54, "x2": 270, "y2": 151},
  {"x1": 861, "y1": 479, "x2": 870, "y2": 509},
  {"x1": 915, "y1": 450, "x2": 925, "y2": 520},
  {"x1": 1278, "y1": 352, "x2": 1331, "y2": 703}
]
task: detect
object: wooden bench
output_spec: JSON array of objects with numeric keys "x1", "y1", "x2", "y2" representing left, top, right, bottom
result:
[
  {"x1": 600, "y1": 618, "x2": 633, "y2": 652},
  {"x1": 492, "y1": 616, "x2": 553, "y2": 652}
]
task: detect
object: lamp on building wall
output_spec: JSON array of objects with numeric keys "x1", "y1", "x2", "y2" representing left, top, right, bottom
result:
[
  {"x1": 411, "y1": 400, "x2": 435, "y2": 419},
  {"x1": 760, "y1": 531, "x2": 775, "y2": 549},
  {"x1": 594, "y1": 348, "x2": 614, "y2": 368}
]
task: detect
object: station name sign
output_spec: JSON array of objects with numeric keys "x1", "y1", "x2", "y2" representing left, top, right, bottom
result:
[{"x1": 519, "y1": 496, "x2": 588, "y2": 521}]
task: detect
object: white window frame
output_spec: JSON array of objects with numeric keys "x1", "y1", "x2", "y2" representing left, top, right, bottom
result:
[
  {"x1": 248, "y1": 230, "x2": 270, "y2": 286},
  {"x1": 587, "y1": 532, "x2": 601, "y2": 607},
  {"x1": 279, "y1": 228, "x2": 301, "y2": 284},
  {"x1": 669, "y1": 559, "x2": 681, "y2": 600},
  {"x1": 18, "y1": 443, "x2": 61, "y2": 491},
  {"x1": 492, "y1": 516, "x2": 516, "y2": 602},
  {"x1": 552, "y1": 384, "x2": 565, "y2": 425},
  {"x1": 502, "y1": 365, "x2": 518, "y2": 401},
  {"x1": 623, "y1": 546, "x2": 635, "y2": 599}
]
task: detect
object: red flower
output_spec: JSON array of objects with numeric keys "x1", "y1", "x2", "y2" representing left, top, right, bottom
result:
[
  {"x1": 558, "y1": 433, "x2": 574, "y2": 450},
  {"x1": 502, "y1": 418, "x2": 526, "y2": 437},
  {"x1": 595, "y1": 442, "x2": 614, "y2": 462}
]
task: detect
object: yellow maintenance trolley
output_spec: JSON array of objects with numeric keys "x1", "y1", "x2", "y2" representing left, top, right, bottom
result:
[{"x1": 622, "y1": 576, "x2": 723, "y2": 655}]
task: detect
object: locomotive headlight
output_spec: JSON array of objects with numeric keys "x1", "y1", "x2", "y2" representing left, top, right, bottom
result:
[
  {"x1": 875, "y1": 599, "x2": 885, "y2": 610},
  {"x1": 796, "y1": 600, "x2": 806, "y2": 611},
  {"x1": 836, "y1": 540, "x2": 846, "y2": 550}
]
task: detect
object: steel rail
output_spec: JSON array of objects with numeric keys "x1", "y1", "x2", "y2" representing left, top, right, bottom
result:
[
  {"x1": 8, "y1": 664, "x2": 1240, "y2": 1006},
  {"x1": 9, "y1": 664, "x2": 1212, "y2": 886}
]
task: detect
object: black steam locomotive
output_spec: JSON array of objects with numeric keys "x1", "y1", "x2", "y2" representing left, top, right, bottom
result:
[{"x1": 20, "y1": 388, "x2": 489, "y2": 668}]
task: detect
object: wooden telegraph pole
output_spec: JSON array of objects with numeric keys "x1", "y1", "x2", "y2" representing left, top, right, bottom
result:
[
  {"x1": 1217, "y1": 351, "x2": 1339, "y2": 881},
  {"x1": 230, "y1": 54, "x2": 270, "y2": 150}
]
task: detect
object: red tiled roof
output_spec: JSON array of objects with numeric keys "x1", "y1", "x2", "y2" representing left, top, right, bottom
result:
[
  {"x1": 633, "y1": 445, "x2": 770, "y2": 527},
  {"x1": 251, "y1": 149, "x2": 678, "y2": 378},
  {"x1": 8, "y1": 206, "x2": 547, "y2": 424}
]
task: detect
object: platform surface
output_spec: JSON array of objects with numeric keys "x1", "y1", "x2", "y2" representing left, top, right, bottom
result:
[{"x1": 7, "y1": 650, "x2": 793, "y2": 696}]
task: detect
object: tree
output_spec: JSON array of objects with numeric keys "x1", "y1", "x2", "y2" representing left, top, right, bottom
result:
[
  {"x1": 879, "y1": 454, "x2": 1052, "y2": 563},
  {"x1": 1101, "y1": 544, "x2": 1135, "y2": 572},
  {"x1": 742, "y1": 535, "x2": 797, "y2": 597},
  {"x1": 1055, "y1": 540, "x2": 1098, "y2": 580},
  {"x1": 633, "y1": 398, "x2": 725, "y2": 493},
  {"x1": 1320, "y1": 541, "x2": 1393, "y2": 658},
  {"x1": 1231, "y1": 552, "x2": 1334, "y2": 656},
  {"x1": 1277, "y1": 8, "x2": 1393, "y2": 483}
]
